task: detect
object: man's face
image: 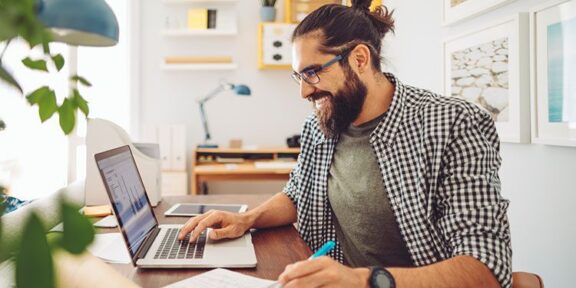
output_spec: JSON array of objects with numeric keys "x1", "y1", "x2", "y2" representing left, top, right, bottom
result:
[{"x1": 292, "y1": 36, "x2": 367, "y2": 138}]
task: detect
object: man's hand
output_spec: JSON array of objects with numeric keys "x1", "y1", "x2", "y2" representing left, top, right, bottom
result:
[
  {"x1": 177, "y1": 210, "x2": 253, "y2": 242},
  {"x1": 278, "y1": 256, "x2": 370, "y2": 288}
]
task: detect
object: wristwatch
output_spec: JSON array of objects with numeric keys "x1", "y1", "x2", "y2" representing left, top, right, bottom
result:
[{"x1": 369, "y1": 266, "x2": 396, "y2": 288}]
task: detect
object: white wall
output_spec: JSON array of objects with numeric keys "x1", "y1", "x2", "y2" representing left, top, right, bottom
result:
[
  {"x1": 138, "y1": 0, "x2": 576, "y2": 286},
  {"x1": 139, "y1": 0, "x2": 309, "y2": 194}
]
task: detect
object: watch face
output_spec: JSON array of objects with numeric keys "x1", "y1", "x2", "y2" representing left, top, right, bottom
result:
[{"x1": 375, "y1": 272, "x2": 393, "y2": 288}]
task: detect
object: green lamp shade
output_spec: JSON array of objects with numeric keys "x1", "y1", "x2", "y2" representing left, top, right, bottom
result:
[{"x1": 37, "y1": 0, "x2": 119, "y2": 47}]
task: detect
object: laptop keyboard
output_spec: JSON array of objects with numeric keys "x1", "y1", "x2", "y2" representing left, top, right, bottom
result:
[{"x1": 153, "y1": 228, "x2": 206, "y2": 259}]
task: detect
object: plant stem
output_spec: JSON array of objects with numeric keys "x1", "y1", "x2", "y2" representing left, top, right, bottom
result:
[{"x1": 0, "y1": 39, "x2": 12, "y2": 64}]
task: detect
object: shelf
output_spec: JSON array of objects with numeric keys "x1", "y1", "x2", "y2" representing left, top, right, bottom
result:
[
  {"x1": 162, "y1": 29, "x2": 237, "y2": 36},
  {"x1": 162, "y1": 63, "x2": 238, "y2": 71},
  {"x1": 162, "y1": 0, "x2": 237, "y2": 4}
]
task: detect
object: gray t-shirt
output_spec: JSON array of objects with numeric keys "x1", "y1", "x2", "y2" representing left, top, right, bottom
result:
[{"x1": 328, "y1": 113, "x2": 413, "y2": 268}]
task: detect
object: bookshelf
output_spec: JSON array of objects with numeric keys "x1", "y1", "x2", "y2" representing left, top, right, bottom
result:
[
  {"x1": 162, "y1": 29, "x2": 237, "y2": 37},
  {"x1": 162, "y1": 63, "x2": 238, "y2": 71},
  {"x1": 162, "y1": 0, "x2": 238, "y2": 70}
]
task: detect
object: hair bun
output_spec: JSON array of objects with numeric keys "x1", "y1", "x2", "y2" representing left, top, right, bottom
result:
[{"x1": 351, "y1": 0, "x2": 372, "y2": 13}]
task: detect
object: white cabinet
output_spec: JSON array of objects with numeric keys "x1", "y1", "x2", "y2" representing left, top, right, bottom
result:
[
  {"x1": 162, "y1": 171, "x2": 188, "y2": 196},
  {"x1": 142, "y1": 125, "x2": 188, "y2": 195}
]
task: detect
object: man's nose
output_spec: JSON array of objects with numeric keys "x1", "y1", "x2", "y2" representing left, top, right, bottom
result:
[{"x1": 300, "y1": 80, "x2": 316, "y2": 100}]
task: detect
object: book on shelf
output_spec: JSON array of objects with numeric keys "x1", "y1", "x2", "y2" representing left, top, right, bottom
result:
[
  {"x1": 187, "y1": 8, "x2": 217, "y2": 30},
  {"x1": 164, "y1": 56, "x2": 233, "y2": 64},
  {"x1": 208, "y1": 9, "x2": 217, "y2": 29}
]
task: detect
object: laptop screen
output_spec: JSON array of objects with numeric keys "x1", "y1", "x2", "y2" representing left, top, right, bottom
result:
[{"x1": 95, "y1": 146, "x2": 158, "y2": 257}]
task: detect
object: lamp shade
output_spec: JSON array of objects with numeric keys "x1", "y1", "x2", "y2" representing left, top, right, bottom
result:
[
  {"x1": 233, "y1": 85, "x2": 251, "y2": 96},
  {"x1": 37, "y1": 0, "x2": 119, "y2": 47}
]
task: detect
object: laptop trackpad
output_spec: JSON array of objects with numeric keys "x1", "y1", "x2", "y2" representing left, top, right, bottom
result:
[{"x1": 207, "y1": 235, "x2": 248, "y2": 248}]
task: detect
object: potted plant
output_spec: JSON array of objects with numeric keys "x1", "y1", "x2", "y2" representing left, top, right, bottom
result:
[
  {"x1": 0, "y1": 0, "x2": 119, "y2": 286},
  {"x1": 260, "y1": 0, "x2": 277, "y2": 22}
]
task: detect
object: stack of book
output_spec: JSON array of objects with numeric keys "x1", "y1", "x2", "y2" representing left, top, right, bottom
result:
[{"x1": 188, "y1": 8, "x2": 217, "y2": 30}]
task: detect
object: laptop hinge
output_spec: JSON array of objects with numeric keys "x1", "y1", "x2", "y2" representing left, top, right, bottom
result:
[{"x1": 135, "y1": 227, "x2": 161, "y2": 260}]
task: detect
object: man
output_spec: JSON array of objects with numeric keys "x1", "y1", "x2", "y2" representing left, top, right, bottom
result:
[{"x1": 178, "y1": 1, "x2": 512, "y2": 287}]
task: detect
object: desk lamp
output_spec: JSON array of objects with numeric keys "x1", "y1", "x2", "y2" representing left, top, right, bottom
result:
[
  {"x1": 197, "y1": 81, "x2": 251, "y2": 148},
  {"x1": 37, "y1": 0, "x2": 119, "y2": 46}
]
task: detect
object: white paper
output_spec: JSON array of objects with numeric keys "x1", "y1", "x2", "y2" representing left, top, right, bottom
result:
[
  {"x1": 163, "y1": 268, "x2": 275, "y2": 288},
  {"x1": 88, "y1": 233, "x2": 131, "y2": 264},
  {"x1": 93, "y1": 215, "x2": 118, "y2": 228}
]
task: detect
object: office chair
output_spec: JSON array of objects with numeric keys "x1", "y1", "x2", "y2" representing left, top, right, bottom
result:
[{"x1": 512, "y1": 272, "x2": 544, "y2": 288}]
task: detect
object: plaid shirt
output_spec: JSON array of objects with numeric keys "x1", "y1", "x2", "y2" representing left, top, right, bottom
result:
[{"x1": 283, "y1": 73, "x2": 512, "y2": 287}]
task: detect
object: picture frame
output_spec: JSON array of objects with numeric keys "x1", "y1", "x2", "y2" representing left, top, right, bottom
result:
[
  {"x1": 257, "y1": 22, "x2": 297, "y2": 70},
  {"x1": 443, "y1": 13, "x2": 530, "y2": 143},
  {"x1": 530, "y1": 0, "x2": 576, "y2": 147},
  {"x1": 443, "y1": 0, "x2": 517, "y2": 25}
]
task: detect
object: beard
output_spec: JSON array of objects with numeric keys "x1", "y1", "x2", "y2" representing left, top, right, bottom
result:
[{"x1": 310, "y1": 65, "x2": 368, "y2": 138}]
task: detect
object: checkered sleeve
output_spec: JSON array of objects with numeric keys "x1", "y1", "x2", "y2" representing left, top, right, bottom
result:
[
  {"x1": 282, "y1": 116, "x2": 314, "y2": 206},
  {"x1": 437, "y1": 107, "x2": 512, "y2": 288}
]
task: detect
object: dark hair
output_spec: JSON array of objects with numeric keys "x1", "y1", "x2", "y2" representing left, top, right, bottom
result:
[{"x1": 292, "y1": 0, "x2": 395, "y2": 72}]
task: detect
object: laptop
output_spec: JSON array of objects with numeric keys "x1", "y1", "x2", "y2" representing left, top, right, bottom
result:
[{"x1": 94, "y1": 145, "x2": 257, "y2": 268}]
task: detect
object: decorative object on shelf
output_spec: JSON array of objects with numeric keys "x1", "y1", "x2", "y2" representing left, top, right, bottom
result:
[
  {"x1": 443, "y1": 0, "x2": 517, "y2": 25},
  {"x1": 260, "y1": 0, "x2": 277, "y2": 22},
  {"x1": 530, "y1": 0, "x2": 576, "y2": 147},
  {"x1": 187, "y1": 8, "x2": 217, "y2": 29},
  {"x1": 286, "y1": 134, "x2": 301, "y2": 148},
  {"x1": 197, "y1": 81, "x2": 251, "y2": 148},
  {"x1": 444, "y1": 13, "x2": 530, "y2": 143},
  {"x1": 285, "y1": 0, "x2": 341, "y2": 23},
  {"x1": 258, "y1": 23, "x2": 297, "y2": 70}
]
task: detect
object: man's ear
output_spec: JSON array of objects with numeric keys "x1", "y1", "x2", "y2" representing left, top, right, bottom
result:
[{"x1": 348, "y1": 44, "x2": 371, "y2": 74}]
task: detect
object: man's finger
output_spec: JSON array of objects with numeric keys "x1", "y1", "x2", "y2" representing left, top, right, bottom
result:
[
  {"x1": 178, "y1": 215, "x2": 204, "y2": 240},
  {"x1": 189, "y1": 213, "x2": 221, "y2": 242},
  {"x1": 283, "y1": 268, "x2": 333, "y2": 288},
  {"x1": 279, "y1": 257, "x2": 329, "y2": 283},
  {"x1": 209, "y1": 226, "x2": 236, "y2": 240}
]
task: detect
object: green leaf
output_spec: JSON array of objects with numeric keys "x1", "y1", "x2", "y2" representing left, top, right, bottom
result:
[
  {"x1": 0, "y1": 64, "x2": 23, "y2": 93},
  {"x1": 22, "y1": 57, "x2": 48, "y2": 72},
  {"x1": 73, "y1": 89, "x2": 89, "y2": 117},
  {"x1": 70, "y1": 75, "x2": 92, "y2": 87},
  {"x1": 38, "y1": 89, "x2": 57, "y2": 122},
  {"x1": 26, "y1": 86, "x2": 50, "y2": 105},
  {"x1": 51, "y1": 54, "x2": 64, "y2": 71},
  {"x1": 61, "y1": 201, "x2": 95, "y2": 254},
  {"x1": 16, "y1": 213, "x2": 55, "y2": 288},
  {"x1": 58, "y1": 98, "x2": 76, "y2": 135}
]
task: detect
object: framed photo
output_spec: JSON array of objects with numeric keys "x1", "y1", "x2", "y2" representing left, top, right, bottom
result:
[
  {"x1": 443, "y1": 0, "x2": 517, "y2": 25},
  {"x1": 258, "y1": 23, "x2": 297, "y2": 70},
  {"x1": 530, "y1": 0, "x2": 576, "y2": 147},
  {"x1": 444, "y1": 14, "x2": 530, "y2": 143}
]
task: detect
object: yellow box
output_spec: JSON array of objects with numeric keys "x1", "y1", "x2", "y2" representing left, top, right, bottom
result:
[{"x1": 187, "y1": 8, "x2": 208, "y2": 30}]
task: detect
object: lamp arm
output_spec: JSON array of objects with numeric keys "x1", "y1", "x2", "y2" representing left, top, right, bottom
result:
[
  {"x1": 197, "y1": 82, "x2": 233, "y2": 104},
  {"x1": 198, "y1": 102, "x2": 211, "y2": 143}
]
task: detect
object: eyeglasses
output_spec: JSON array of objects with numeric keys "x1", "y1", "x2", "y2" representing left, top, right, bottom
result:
[{"x1": 291, "y1": 54, "x2": 344, "y2": 85}]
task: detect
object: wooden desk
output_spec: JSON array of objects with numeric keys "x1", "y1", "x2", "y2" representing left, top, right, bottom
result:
[
  {"x1": 191, "y1": 148, "x2": 300, "y2": 195},
  {"x1": 102, "y1": 194, "x2": 311, "y2": 288}
]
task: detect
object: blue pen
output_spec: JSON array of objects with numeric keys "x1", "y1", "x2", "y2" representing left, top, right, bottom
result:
[
  {"x1": 308, "y1": 240, "x2": 336, "y2": 260},
  {"x1": 267, "y1": 241, "x2": 337, "y2": 288}
]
